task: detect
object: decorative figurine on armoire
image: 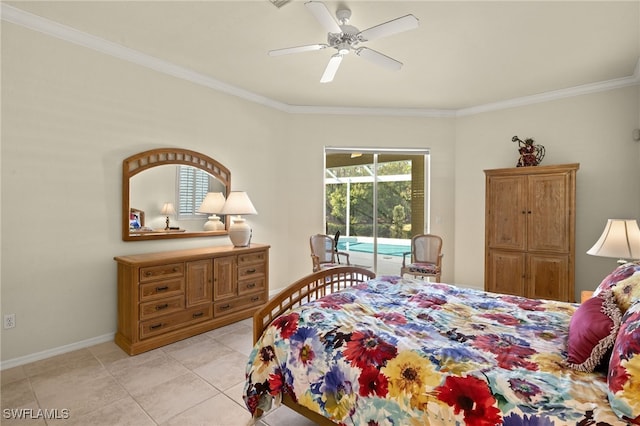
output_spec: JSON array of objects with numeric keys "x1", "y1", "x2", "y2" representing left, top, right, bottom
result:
[{"x1": 512, "y1": 135, "x2": 545, "y2": 167}]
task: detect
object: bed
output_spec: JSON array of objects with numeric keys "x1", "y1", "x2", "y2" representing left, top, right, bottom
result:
[{"x1": 244, "y1": 264, "x2": 640, "y2": 425}]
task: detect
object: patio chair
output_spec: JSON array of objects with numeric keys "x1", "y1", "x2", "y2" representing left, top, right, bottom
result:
[
  {"x1": 310, "y1": 234, "x2": 351, "y2": 272},
  {"x1": 401, "y1": 234, "x2": 443, "y2": 282}
]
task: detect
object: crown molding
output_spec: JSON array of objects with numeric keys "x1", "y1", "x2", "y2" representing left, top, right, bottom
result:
[
  {"x1": 456, "y1": 72, "x2": 640, "y2": 117},
  {"x1": 0, "y1": 4, "x2": 291, "y2": 113},
  {"x1": 2, "y1": 3, "x2": 638, "y2": 119}
]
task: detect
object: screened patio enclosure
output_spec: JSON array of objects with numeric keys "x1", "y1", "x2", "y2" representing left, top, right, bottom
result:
[{"x1": 324, "y1": 148, "x2": 430, "y2": 275}]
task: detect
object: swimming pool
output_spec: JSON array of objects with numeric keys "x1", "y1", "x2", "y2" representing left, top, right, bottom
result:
[{"x1": 336, "y1": 241, "x2": 410, "y2": 257}]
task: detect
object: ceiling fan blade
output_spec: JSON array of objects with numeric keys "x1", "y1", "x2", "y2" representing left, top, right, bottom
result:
[
  {"x1": 358, "y1": 14, "x2": 419, "y2": 42},
  {"x1": 356, "y1": 47, "x2": 403, "y2": 71},
  {"x1": 305, "y1": 1, "x2": 342, "y2": 34},
  {"x1": 320, "y1": 54, "x2": 343, "y2": 83},
  {"x1": 268, "y1": 44, "x2": 328, "y2": 56}
]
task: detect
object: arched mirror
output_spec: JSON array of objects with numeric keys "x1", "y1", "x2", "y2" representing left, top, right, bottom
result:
[{"x1": 122, "y1": 148, "x2": 231, "y2": 241}]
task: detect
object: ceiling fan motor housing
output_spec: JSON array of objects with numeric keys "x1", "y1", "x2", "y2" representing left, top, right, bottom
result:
[
  {"x1": 268, "y1": 2, "x2": 419, "y2": 82},
  {"x1": 328, "y1": 24, "x2": 360, "y2": 54}
]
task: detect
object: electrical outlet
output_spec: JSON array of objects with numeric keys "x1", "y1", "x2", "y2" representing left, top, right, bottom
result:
[{"x1": 4, "y1": 314, "x2": 16, "y2": 329}]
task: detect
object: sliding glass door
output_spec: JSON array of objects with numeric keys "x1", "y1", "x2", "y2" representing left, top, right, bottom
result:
[{"x1": 324, "y1": 148, "x2": 430, "y2": 274}]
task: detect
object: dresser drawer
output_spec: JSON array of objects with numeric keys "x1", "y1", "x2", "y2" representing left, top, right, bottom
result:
[
  {"x1": 140, "y1": 263, "x2": 184, "y2": 282},
  {"x1": 139, "y1": 304, "x2": 212, "y2": 339},
  {"x1": 238, "y1": 276, "x2": 266, "y2": 295},
  {"x1": 238, "y1": 263, "x2": 266, "y2": 280},
  {"x1": 238, "y1": 251, "x2": 266, "y2": 266},
  {"x1": 140, "y1": 278, "x2": 184, "y2": 301},
  {"x1": 214, "y1": 292, "x2": 266, "y2": 317},
  {"x1": 139, "y1": 296, "x2": 185, "y2": 320}
]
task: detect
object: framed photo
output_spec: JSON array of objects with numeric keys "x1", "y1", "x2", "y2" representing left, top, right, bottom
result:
[{"x1": 129, "y1": 208, "x2": 145, "y2": 230}]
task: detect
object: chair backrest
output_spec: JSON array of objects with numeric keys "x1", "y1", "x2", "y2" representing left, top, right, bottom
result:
[
  {"x1": 412, "y1": 234, "x2": 442, "y2": 264},
  {"x1": 310, "y1": 234, "x2": 336, "y2": 264}
]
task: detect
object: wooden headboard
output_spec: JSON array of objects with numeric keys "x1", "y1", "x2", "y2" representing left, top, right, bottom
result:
[{"x1": 252, "y1": 266, "x2": 375, "y2": 344}]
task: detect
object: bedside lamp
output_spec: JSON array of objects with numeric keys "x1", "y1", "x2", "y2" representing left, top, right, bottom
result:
[
  {"x1": 197, "y1": 192, "x2": 226, "y2": 231},
  {"x1": 160, "y1": 202, "x2": 176, "y2": 230},
  {"x1": 587, "y1": 219, "x2": 640, "y2": 264},
  {"x1": 220, "y1": 191, "x2": 257, "y2": 247}
]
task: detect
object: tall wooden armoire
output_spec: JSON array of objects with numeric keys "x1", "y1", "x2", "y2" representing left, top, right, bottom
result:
[{"x1": 484, "y1": 163, "x2": 579, "y2": 302}]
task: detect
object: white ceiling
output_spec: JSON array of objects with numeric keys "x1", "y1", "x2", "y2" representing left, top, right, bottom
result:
[{"x1": 5, "y1": 1, "x2": 640, "y2": 112}]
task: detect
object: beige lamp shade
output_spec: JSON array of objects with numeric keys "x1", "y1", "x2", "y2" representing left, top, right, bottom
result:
[
  {"x1": 160, "y1": 202, "x2": 176, "y2": 230},
  {"x1": 197, "y1": 192, "x2": 226, "y2": 231},
  {"x1": 220, "y1": 191, "x2": 257, "y2": 247},
  {"x1": 587, "y1": 219, "x2": 640, "y2": 263},
  {"x1": 220, "y1": 191, "x2": 258, "y2": 216},
  {"x1": 160, "y1": 202, "x2": 176, "y2": 215}
]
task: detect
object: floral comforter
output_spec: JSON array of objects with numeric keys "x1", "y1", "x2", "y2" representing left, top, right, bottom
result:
[{"x1": 244, "y1": 276, "x2": 624, "y2": 425}]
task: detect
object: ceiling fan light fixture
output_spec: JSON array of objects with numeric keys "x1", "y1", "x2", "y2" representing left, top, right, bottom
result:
[{"x1": 271, "y1": 1, "x2": 420, "y2": 83}]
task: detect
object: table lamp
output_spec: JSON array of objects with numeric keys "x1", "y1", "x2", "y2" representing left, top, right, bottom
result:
[
  {"x1": 197, "y1": 192, "x2": 226, "y2": 231},
  {"x1": 220, "y1": 191, "x2": 257, "y2": 247},
  {"x1": 587, "y1": 219, "x2": 640, "y2": 264},
  {"x1": 160, "y1": 202, "x2": 176, "y2": 230}
]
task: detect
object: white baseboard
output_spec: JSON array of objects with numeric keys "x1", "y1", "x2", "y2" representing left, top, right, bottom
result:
[
  {"x1": 0, "y1": 332, "x2": 115, "y2": 371},
  {"x1": 3, "y1": 293, "x2": 282, "y2": 371}
]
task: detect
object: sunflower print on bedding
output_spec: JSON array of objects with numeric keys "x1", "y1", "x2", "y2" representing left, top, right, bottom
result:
[{"x1": 244, "y1": 277, "x2": 627, "y2": 425}]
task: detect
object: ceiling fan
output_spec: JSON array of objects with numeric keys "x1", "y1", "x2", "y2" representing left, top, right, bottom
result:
[{"x1": 268, "y1": 1, "x2": 419, "y2": 83}]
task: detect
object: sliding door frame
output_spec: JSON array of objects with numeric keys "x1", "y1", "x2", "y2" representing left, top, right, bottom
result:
[{"x1": 324, "y1": 147, "x2": 431, "y2": 273}]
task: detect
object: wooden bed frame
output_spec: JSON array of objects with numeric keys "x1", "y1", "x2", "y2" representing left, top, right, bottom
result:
[{"x1": 252, "y1": 266, "x2": 376, "y2": 425}]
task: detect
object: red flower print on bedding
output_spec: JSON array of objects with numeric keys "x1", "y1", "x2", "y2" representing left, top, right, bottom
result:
[{"x1": 436, "y1": 375, "x2": 502, "y2": 426}]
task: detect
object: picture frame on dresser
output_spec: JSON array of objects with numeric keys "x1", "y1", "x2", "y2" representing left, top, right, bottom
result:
[{"x1": 129, "y1": 208, "x2": 144, "y2": 230}]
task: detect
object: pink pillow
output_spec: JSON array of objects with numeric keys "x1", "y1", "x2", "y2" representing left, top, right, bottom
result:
[{"x1": 567, "y1": 290, "x2": 622, "y2": 372}]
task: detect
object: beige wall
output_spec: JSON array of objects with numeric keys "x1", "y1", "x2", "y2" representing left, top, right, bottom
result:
[
  {"x1": 2, "y1": 21, "x2": 639, "y2": 364},
  {"x1": 455, "y1": 88, "x2": 640, "y2": 293},
  {"x1": 282, "y1": 114, "x2": 457, "y2": 282}
]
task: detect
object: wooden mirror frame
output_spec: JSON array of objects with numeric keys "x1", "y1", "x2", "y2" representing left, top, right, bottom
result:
[{"x1": 122, "y1": 148, "x2": 231, "y2": 241}]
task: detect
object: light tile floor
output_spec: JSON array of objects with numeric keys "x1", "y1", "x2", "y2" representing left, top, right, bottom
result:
[{"x1": 1, "y1": 319, "x2": 318, "y2": 426}]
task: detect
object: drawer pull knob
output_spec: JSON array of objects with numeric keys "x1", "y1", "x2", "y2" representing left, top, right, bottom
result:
[
  {"x1": 156, "y1": 286, "x2": 169, "y2": 292},
  {"x1": 155, "y1": 304, "x2": 169, "y2": 311},
  {"x1": 145, "y1": 271, "x2": 152, "y2": 276},
  {"x1": 173, "y1": 267, "x2": 179, "y2": 272},
  {"x1": 193, "y1": 312, "x2": 204, "y2": 318},
  {"x1": 246, "y1": 268, "x2": 256, "y2": 274},
  {"x1": 251, "y1": 296, "x2": 259, "y2": 302},
  {"x1": 150, "y1": 323, "x2": 163, "y2": 330},
  {"x1": 220, "y1": 304, "x2": 231, "y2": 310},
  {"x1": 247, "y1": 282, "x2": 256, "y2": 288}
]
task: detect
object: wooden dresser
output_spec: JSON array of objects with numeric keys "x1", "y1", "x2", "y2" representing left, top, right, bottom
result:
[
  {"x1": 484, "y1": 164, "x2": 578, "y2": 302},
  {"x1": 114, "y1": 243, "x2": 269, "y2": 355}
]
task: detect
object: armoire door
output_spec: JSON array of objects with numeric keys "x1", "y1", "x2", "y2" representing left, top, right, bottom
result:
[
  {"x1": 527, "y1": 173, "x2": 571, "y2": 253},
  {"x1": 486, "y1": 175, "x2": 527, "y2": 251},
  {"x1": 486, "y1": 250, "x2": 525, "y2": 296}
]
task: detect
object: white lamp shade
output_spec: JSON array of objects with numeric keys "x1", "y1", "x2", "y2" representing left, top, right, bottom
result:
[
  {"x1": 587, "y1": 219, "x2": 640, "y2": 261},
  {"x1": 160, "y1": 202, "x2": 176, "y2": 215},
  {"x1": 197, "y1": 192, "x2": 226, "y2": 214},
  {"x1": 220, "y1": 191, "x2": 257, "y2": 216},
  {"x1": 197, "y1": 192, "x2": 226, "y2": 231}
]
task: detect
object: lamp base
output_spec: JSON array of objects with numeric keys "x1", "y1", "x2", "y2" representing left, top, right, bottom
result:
[
  {"x1": 203, "y1": 215, "x2": 225, "y2": 231},
  {"x1": 228, "y1": 217, "x2": 251, "y2": 247}
]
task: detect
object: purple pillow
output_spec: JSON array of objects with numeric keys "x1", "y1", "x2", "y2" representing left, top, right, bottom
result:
[{"x1": 567, "y1": 290, "x2": 622, "y2": 372}]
